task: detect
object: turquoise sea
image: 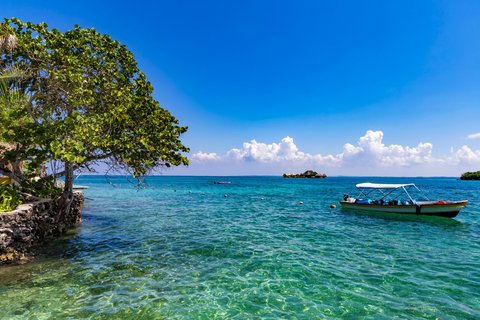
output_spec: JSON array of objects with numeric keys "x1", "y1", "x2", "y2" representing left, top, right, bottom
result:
[{"x1": 1, "y1": 176, "x2": 480, "y2": 319}]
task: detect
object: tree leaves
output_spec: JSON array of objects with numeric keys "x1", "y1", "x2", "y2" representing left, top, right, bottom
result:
[{"x1": 1, "y1": 18, "x2": 189, "y2": 192}]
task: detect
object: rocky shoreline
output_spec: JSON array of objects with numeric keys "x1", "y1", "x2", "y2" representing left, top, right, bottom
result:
[
  {"x1": 0, "y1": 191, "x2": 84, "y2": 264},
  {"x1": 283, "y1": 170, "x2": 327, "y2": 178}
]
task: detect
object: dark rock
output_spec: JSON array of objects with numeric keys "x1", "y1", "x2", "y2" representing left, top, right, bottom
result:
[
  {"x1": 0, "y1": 192, "x2": 84, "y2": 264},
  {"x1": 283, "y1": 170, "x2": 327, "y2": 178}
]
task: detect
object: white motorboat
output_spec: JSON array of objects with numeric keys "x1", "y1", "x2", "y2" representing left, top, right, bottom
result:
[{"x1": 340, "y1": 183, "x2": 468, "y2": 218}]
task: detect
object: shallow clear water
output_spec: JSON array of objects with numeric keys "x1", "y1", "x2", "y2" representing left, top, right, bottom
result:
[{"x1": 1, "y1": 176, "x2": 479, "y2": 319}]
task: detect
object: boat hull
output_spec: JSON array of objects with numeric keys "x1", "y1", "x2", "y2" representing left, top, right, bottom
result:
[{"x1": 339, "y1": 200, "x2": 468, "y2": 218}]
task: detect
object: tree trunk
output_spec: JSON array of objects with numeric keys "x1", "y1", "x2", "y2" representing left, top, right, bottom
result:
[
  {"x1": 57, "y1": 162, "x2": 74, "y2": 232},
  {"x1": 63, "y1": 162, "x2": 74, "y2": 196}
]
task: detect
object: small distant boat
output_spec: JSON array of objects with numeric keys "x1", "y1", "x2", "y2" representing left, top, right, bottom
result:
[
  {"x1": 214, "y1": 181, "x2": 231, "y2": 185},
  {"x1": 73, "y1": 185, "x2": 89, "y2": 190},
  {"x1": 340, "y1": 183, "x2": 468, "y2": 218}
]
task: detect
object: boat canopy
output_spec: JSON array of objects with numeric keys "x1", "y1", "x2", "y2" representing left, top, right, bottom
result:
[
  {"x1": 355, "y1": 183, "x2": 416, "y2": 189},
  {"x1": 352, "y1": 182, "x2": 428, "y2": 202}
]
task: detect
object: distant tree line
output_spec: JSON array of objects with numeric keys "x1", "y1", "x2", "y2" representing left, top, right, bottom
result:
[{"x1": 460, "y1": 171, "x2": 480, "y2": 180}]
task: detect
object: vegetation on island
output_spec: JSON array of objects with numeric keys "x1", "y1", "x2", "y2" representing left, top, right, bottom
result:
[
  {"x1": 0, "y1": 18, "x2": 189, "y2": 212},
  {"x1": 283, "y1": 170, "x2": 327, "y2": 178},
  {"x1": 460, "y1": 171, "x2": 480, "y2": 180}
]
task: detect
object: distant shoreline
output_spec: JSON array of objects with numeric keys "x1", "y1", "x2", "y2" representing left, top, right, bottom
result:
[{"x1": 73, "y1": 174, "x2": 464, "y2": 178}]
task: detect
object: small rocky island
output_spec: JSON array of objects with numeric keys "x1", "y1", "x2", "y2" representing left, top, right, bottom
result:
[
  {"x1": 460, "y1": 171, "x2": 480, "y2": 180},
  {"x1": 283, "y1": 170, "x2": 327, "y2": 178}
]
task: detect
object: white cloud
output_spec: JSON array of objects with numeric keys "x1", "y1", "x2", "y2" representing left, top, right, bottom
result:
[
  {"x1": 341, "y1": 130, "x2": 434, "y2": 167},
  {"x1": 467, "y1": 132, "x2": 480, "y2": 139},
  {"x1": 193, "y1": 130, "x2": 437, "y2": 167},
  {"x1": 450, "y1": 145, "x2": 480, "y2": 164},
  {"x1": 226, "y1": 136, "x2": 312, "y2": 163},
  {"x1": 186, "y1": 130, "x2": 480, "y2": 176},
  {"x1": 192, "y1": 152, "x2": 221, "y2": 161}
]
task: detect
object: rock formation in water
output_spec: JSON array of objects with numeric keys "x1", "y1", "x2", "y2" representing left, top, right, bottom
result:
[
  {"x1": 0, "y1": 192, "x2": 84, "y2": 264},
  {"x1": 283, "y1": 170, "x2": 327, "y2": 178}
]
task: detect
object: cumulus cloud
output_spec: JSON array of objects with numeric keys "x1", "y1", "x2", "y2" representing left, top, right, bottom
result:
[
  {"x1": 342, "y1": 130, "x2": 434, "y2": 167},
  {"x1": 225, "y1": 136, "x2": 311, "y2": 163},
  {"x1": 192, "y1": 151, "x2": 221, "y2": 161},
  {"x1": 467, "y1": 132, "x2": 480, "y2": 139},
  {"x1": 450, "y1": 145, "x2": 480, "y2": 164},
  {"x1": 190, "y1": 130, "x2": 480, "y2": 174}
]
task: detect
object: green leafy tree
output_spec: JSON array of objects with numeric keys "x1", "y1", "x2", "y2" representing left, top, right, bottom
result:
[
  {"x1": 0, "y1": 65, "x2": 32, "y2": 188},
  {"x1": 460, "y1": 171, "x2": 480, "y2": 180},
  {"x1": 0, "y1": 22, "x2": 33, "y2": 190},
  {"x1": 1, "y1": 18, "x2": 189, "y2": 210}
]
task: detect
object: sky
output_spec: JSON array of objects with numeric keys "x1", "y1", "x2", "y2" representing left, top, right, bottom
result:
[{"x1": 3, "y1": 0, "x2": 480, "y2": 176}]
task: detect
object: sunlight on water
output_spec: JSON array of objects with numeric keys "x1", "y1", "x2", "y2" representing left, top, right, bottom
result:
[{"x1": 0, "y1": 176, "x2": 479, "y2": 319}]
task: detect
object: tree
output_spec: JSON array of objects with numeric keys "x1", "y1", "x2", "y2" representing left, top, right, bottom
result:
[
  {"x1": 0, "y1": 65, "x2": 30, "y2": 187},
  {"x1": 0, "y1": 22, "x2": 33, "y2": 189},
  {"x1": 460, "y1": 171, "x2": 480, "y2": 180},
  {"x1": 0, "y1": 18, "x2": 189, "y2": 210}
]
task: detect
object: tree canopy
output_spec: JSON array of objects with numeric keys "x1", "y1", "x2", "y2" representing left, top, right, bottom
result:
[
  {"x1": 0, "y1": 18, "x2": 189, "y2": 199},
  {"x1": 460, "y1": 171, "x2": 480, "y2": 180}
]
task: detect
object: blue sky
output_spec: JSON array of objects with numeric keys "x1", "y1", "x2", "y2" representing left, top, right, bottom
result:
[{"x1": 4, "y1": 0, "x2": 480, "y2": 176}]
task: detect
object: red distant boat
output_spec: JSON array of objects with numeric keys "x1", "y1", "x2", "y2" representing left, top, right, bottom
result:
[{"x1": 214, "y1": 181, "x2": 231, "y2": 184}]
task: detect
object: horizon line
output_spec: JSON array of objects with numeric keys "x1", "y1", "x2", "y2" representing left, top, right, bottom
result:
[{"x1": 74, "y1": 174, "x2": 464, "y2": 178}]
